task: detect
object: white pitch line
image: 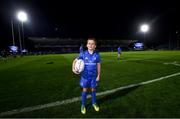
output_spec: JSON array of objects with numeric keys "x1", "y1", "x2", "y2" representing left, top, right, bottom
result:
[
  {"x1": 1, "y1": 72, "x2": 180, "y2": 117},
  {"x1": 164, "y1": 61, "x2": 180, "y2": 67}
]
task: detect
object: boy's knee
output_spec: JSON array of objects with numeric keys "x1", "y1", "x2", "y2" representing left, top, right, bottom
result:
[
  {"x1": 91, "y1": 88, "x2": 96, "y2": 92},
  {"x1": 83, "y1": 88, "x2": 88, "y2": 92}
]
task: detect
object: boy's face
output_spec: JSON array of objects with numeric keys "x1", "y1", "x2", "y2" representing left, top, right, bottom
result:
[{"x1": 87, "y1": 39, "x2": 96, "y2": 51}]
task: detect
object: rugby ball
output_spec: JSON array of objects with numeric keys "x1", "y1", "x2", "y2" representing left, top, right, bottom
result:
[{"x1": 74, "y1": 59, "x2": 85, "y2": 73}]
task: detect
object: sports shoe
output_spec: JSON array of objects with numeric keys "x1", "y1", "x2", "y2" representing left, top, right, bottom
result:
[
  {"x1": 81, "y1": 105, "x2": 86, "y2": 114},
  {"x1": 92, "y1": 103, "x2": 99, "y2": 112}
]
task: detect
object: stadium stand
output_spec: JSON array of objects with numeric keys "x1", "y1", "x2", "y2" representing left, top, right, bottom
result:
[{"x1": 28, "y1": 37, "x2": 137, "y2": 54}]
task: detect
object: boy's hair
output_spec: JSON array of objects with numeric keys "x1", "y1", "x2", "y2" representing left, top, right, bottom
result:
[{"x1": 87, "y1": 37, "x2": 97, "y2": 45}]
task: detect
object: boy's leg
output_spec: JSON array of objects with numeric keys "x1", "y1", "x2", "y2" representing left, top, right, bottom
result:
[
  {"x1": 82, "y1": 88, "x2": 87, "y2": 106},
  {"x1": 91, "y1": 88, "x2": 96, "y2": 104},
  {"x1": 91, "y1": 88, "x2": 99, "y2": 111},
  {"x1": 81, "y1": 88, "x2": 87, "y2": 114}
]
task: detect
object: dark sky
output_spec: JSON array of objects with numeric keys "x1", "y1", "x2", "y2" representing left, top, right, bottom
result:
[{"x1": 0, "y1": 0, "x2": 180, "y2": 47}]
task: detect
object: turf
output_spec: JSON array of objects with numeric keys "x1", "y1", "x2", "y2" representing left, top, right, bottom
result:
[{"x1": 0, "y1": 51, "x2": 180, "y2": 117}]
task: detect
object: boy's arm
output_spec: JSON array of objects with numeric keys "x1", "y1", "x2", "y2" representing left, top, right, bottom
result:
[{"x1": 96, "y1": 63, "x2": 101, "y2": 81}]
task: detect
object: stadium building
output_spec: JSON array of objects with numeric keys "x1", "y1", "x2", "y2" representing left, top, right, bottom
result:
[{"x1": 27, "y1": 37, "x2": 137, "y2": 53}]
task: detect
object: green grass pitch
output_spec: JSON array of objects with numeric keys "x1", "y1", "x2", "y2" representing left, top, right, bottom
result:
[{"x1": 0, "y1": 51, "x2": 180, "y2": 117}]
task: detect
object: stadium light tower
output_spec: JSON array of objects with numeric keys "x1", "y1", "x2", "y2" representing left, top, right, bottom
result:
[
  {"x1": 140, "y1": 24, "x2": 149, "y2": 40},
  {"x1": 11, "y1": 19, "x2": 15, "y2": 46},
  {"x1": 17, "y1": 11, "x2": 28, "y2": 54}
]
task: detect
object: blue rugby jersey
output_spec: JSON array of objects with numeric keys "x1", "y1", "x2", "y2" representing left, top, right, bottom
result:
[{"x1": 77, "y1": 50, "x2": 101, "y2": 80}]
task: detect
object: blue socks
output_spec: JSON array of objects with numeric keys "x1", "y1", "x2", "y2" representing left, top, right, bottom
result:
[
  {"x1": 81, "y1": 90, "x2": 97, "y2": 106},
  {"x1": 91, "y1": 91, "x2": 96, "y2": 104},
  {"x1": 81, "y1": 91, "x2": 87, "y2": 106}
]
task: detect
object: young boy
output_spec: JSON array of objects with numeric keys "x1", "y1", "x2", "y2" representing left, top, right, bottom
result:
[
  {"x1": 72, "y1": 38, "x2": 101, "y2": 114},
  {"x1": 117, "y1": 46, "x2": 122, "y2": 60}
]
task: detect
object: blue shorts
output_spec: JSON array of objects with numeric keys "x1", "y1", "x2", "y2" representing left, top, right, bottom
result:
[{"x1": 80, "y1": 77, "x2": 97, "y2": 88}]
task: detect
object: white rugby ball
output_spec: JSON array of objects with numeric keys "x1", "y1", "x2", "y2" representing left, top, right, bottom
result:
[{"x1": 74, "y1": 59, "x2": 85, "y2": 73}]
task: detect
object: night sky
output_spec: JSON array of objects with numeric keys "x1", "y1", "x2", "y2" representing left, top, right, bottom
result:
[{"x1": 0, "y1": 0, "x2": 180, "y2": 47}]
